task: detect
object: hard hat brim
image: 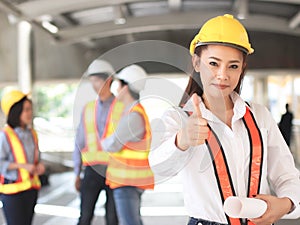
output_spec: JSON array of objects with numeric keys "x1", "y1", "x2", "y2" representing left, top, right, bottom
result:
[
  {"x1": 195, "y1": 42, "x2": 253, "y2": 54},
  {"x1": 88, "y1": 72, "x2": 110, "y2": 79}
]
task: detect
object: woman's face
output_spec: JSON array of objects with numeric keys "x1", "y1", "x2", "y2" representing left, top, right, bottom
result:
[
  {"x1": 193, "y1": 44, "x2": 244, "y2": 99},
  {"x1": 20, "y1": 99, "x2": 33, "y2": 127}
]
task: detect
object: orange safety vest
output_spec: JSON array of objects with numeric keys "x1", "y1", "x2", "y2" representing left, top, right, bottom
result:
[
  {"x1": 0, "y1": 126, "x2": 41, "y2": 195},
  {"x1": 205, "y1": 107, "x2": 263, "y2": 225},
  {"x1": 106, "y1": 103, "x2": 154, "y2": 190},
  {"x1": 81, "y1": 99, "x2": 124, "y2": 166}
]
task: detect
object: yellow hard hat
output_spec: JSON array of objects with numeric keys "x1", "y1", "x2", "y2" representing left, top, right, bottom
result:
[
  {"x1": 190, "y1": 14, "x2": 254, "y2": 55},
  {"x1": 1, "y1": 90, "x2": 26, "y2": 116}
]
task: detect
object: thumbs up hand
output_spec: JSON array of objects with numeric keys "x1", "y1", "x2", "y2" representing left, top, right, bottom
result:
[{"x1": 176, "y1": 93, "x2": 210, "y2": 150}]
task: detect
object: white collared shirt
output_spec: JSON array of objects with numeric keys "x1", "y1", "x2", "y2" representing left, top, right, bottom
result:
[{"x1": 149, "y1": 92, "x2": 300, "y2": 223}]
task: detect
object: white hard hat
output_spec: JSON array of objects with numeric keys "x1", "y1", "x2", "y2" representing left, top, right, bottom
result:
[
  {"x1": 115, "y1": 64, "x2": 147, "y2": 93},
  {"x1": 86, "y1": 59, "x2": 115, "y2": 76}
]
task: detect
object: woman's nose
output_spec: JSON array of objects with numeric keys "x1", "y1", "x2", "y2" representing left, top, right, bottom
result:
[{"x1": 216, "y1": 66, "x2": 228, "y2": 80}]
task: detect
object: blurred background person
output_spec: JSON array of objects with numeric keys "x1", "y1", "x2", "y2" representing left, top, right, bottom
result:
[
  {"x1": 279, "y1": 103, "x2": 294, "y2": 147},
  {"x1": 101, "y1": 64, "x2": 154, "y2": 225},
  {"x1": 0, "y1": 90, "x2": 45, "y2": 225},
  {"x1": 73, "y1": 59, "x2": 118, "y2": 225}
]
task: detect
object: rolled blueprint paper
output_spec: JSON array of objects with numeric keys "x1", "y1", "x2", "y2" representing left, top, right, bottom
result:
[{"x1": 223, "y1": 196, "x2": 267, "y2": 219}]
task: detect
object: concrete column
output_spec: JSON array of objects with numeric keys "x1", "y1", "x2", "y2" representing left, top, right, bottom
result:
[
  {"x1": 262, "y1": 77, "x2": 269, "y2": 108},
  {"x1": 292, "y1": 77, "x2": 297, "y2": 114},
  {"x1": 17, "y1": 20, "x2": 33, "y2": 94},
  {"x1": 253, "y1": 77, "x2": 269, "y2": 107}
]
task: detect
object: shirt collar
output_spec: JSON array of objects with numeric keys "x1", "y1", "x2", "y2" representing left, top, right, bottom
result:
[
  {"x1": 14, "y1": 126, "x2": 30, "y2": 133},
  {"x1": 98, "y1": 95, "x2": 114, "y2": 105},
  {"x1": 231, "y1": 92, "x2": 249, "y2": 122},
  {"x1": 182, "y1": 92, "x2": 249, "y2": 122}
]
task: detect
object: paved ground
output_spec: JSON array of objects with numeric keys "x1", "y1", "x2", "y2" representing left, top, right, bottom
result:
[{"x1": 0, "y1": 171, "x2": 299, "y2": 225}]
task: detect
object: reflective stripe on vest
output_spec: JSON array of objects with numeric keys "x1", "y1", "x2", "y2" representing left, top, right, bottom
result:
[
  {"x1": 81, "y1": 99, "x2": 124, "y2": 166},
  {"x1": 0, "y1": 126, "x2": 41, "y2": 194},
  {"x1": 206, "y1": 107, "x2": 263, "y2": 225},
  {"x1": 106, "y1": 103, "x2": 154, "y2": 190}
]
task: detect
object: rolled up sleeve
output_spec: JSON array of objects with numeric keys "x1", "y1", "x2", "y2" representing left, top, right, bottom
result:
[{"x1": 0, "y1": 132, "x2": 12, "y2": 175}]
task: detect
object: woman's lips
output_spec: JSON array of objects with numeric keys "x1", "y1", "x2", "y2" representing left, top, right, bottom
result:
[{"x1": 213, "y1": 84, "x2": 229, "y2": 89}]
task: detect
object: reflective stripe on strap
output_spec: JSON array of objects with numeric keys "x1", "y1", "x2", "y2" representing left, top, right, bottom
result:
[{"x1": 242, "y1": 108, "x2": 264, "y2": 198}]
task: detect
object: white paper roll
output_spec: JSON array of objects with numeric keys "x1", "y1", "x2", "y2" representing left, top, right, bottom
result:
[{"x1": 223, "y1": 196, "x2": 267, "y2": 219}]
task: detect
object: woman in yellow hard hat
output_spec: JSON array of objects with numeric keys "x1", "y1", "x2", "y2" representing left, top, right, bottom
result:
[
  {"x1": 0, "y1": 90, "x2": 45, "y2": 225},
  {"x1": 149, "y1": 14, "x2": 300, "y2": 225}
]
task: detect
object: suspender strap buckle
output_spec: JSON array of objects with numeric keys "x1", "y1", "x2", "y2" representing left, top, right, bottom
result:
[{"x1": 241, "y1": 218, "x2": 247, "y2": 225}]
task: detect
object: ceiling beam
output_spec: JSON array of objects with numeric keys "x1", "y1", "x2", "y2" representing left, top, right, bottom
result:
[
  {"x1": 168, "y1": 0, "x2": 182, "y2": 11},
  {"x1": 289, "y1": 10, "x2": 300, "y2": 29},
  {"x1": 17, "y1": 0, "x2": 161, "y2": 19},
  {"x1": 0, "y1": 0, "x2": 24, "y2": 18},
  {"x1": 55, "y1": 11, "x2": 300, "y2": 45},
  {"x1": 256, "y1": 0, "x2": 300, "y2": 5},
  {"x1": 0, "y1": 0, "x2": 58, "y2": 39}
]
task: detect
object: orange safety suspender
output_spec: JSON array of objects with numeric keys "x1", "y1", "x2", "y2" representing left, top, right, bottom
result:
[{"x1": 205, "y1": 107, "x2": 263, "y2": 225}]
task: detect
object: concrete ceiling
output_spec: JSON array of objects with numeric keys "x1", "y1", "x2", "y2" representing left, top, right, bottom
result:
[
  {"x1": 1, "y1": 0, "x2": 300, "y2": 80},
  {"x1": 1, "y1": 0, "x2": 299, "y2": 44}
]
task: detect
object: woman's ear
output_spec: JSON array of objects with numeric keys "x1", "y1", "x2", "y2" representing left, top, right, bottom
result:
[
  {"x1": 120, "y1": 84, "x2": 129, "y2": 94},
  {"x1": 243, "y1": 62, "x2": 247, "y2": 70},
  {"x1": 192, "y1": 54, "x2": 201, "y2": 72}
]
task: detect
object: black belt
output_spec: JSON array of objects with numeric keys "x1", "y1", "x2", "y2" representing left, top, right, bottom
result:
[
  {"x1": 189, "y1": 217, "x2": 228, "y2": 225},
  {"x1": 189, "y1": 218, "x2": 260, "y2": 225}
]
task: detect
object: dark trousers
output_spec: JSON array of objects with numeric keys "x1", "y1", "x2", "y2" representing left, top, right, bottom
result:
[
  {"x1": 78, "y1": 166, "x2": 118, "y2": 225},
  {"x1": 1, "y1": 189, "x2": 38, "y2": 225}
]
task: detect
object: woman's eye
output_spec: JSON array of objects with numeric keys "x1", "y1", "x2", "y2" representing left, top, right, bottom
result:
[
  {"x1": 209, "y1": 61, "x2": 217, "y2": 66},
  {"x1": 230, "y1": 64, "x2": 239, "y2": 69}
]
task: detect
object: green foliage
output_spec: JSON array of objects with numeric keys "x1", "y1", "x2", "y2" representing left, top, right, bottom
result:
[{"x1": 34, "y1": 83, "x2": 77, "y2": 119}]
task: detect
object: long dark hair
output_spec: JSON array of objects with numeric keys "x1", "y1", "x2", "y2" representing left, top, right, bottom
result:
[
  {"x1": 7, "y1": 97, "x2": 30, "y2": 128},
  {"x1": 179, "y1": 45, "x2": 248, "y2": 106}
]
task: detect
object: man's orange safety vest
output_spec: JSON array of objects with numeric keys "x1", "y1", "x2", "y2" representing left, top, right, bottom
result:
[
  {"x1": 105, "y1": 103, "x2": 154, "y2": 190},
  {"x1": 81, "y1": 99, "x2": 124, "y2": 166},
  {"x1": 205, "y1": 107, "x2": 263, "y2": 225},
  {"x1": 0, "y1": 126, "x2": 41, "y2": 195}
]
